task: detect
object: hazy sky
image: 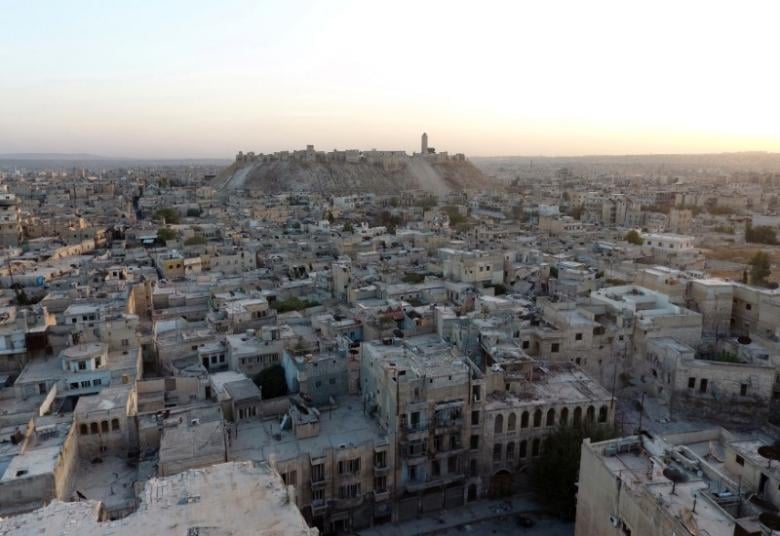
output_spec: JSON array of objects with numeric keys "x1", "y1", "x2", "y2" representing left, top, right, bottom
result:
[{"x1": 1, "y1": 0, "x2": 779, "y2": 158}]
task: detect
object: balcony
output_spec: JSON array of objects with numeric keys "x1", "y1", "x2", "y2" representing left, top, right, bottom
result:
[
  {"x1": 404, "y1": 421, "x2": 428, "y2": 434},
  {"x1": 311, "y1": 499, "x2": 328, "y2": 516},
  {"x1": 434, "y1": 418, "x2": 464, "y2": 433},
  {"x1": 374, "y1": 463, "x2": 390, "y2": 475},
  {"x1": 311, "y1": 477, "x2": 326, "y2": 490},
  {"x1": 433, "y1": 446, "x2": 464, "y2": 458},
  {"x1": 404, "y1": 472, "x2": 465, "y2": 493},
  {"x1": 374, "y1": 489, "x2": 391, "y2": 502},
  {"x1": 334, "y1": 494, "x2": 364, "y2": 509}
]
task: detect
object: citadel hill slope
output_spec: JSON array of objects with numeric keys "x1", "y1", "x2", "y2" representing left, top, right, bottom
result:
[{"x1": 216, "y1": 157, "x2": 493, "y2": 195}]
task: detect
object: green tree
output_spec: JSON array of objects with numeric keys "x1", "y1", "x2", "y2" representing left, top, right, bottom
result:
[
  {"x1": 184, "y1": 235, "x2": 207, "y2": 246},
  {"x1": 624, "y1": 229, "x2": 643, "y2": 245},
  {"x1": 401, "y1": 272, "x2": 425, "y2": 284},
  {"x1": 153, "y1": 208, "x2": 180, "y2": 224},
  {"x1": 271, "y1": 296, "x2": 319, "y2": 313},
  {"x1": 252, "y1": 365, "x2": 288, "y2": 399},
  {"x1": 157, "y1": 227, "x2": 178, "y2": 241},
  {"x1": 531, "y1": 423, "x2": 614, "y2": 520},
  {"x1": 745, "y1": 224, "x2": 778, "y2": 245},
  {"x1": 442, "y1": 205, "x2": 465, "y2": 226},
  {"x1": 343, "y1": 221, "x2": 354, "y2": 233},
  {"x1": 750, "y1": 251, "x2": 772, "y2": 286}
]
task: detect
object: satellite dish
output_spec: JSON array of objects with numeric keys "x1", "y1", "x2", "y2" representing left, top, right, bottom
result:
[
  {"x1": 663, "y1": 466, "x2": 688, "y2": 495},
  {"x1": 757, "y1": 445, "x2": 780, "y2": 462}
]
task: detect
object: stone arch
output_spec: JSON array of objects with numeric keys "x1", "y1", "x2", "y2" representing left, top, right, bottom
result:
[
  {"x1": 507, "y1": 413, "x2": 516, "y2": 431},
  {"x1": 494, "y1": 414, "x2": 504, "y2": 434},
  {"x1": 560, "y1": 407, "x2": 569, "y2": 426},
  {"x1": 521, "y1": 411, "x2": 529, "y2": 428},
  {"x1": 533, "y1": 408, "x2": 542, "y2": 427},
  {"x1": 586, "y1": 405, "x2": 595, "y2": 423},
  {"x1": 573, "y1": 407, "x2": 582, "y2": 426},
  {"x1": 598, "y1": 405, "x2": 608, "y2": 423},
  {"x1": 489, "y1": 470, "x2": 513, "y2": 498},
  {"x1": 546, "y1": 408, "x2": 556, "y2": 427},
  {"x1": 519, "y1": 439, "x2": 527, "y2": 458},
  {"x1": 467, "y1": 483, "x2": 478, "y2": 502}
]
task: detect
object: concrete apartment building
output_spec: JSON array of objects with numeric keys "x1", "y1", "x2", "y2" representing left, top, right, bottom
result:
[
  {"x1": 576, "y1": 428, "x2": 780, "y2": 536},
  {"x1": 0, "y1": 190, "x2": 22, "y2": 246}
]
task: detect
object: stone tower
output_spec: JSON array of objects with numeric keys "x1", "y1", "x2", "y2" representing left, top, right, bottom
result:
[{"x1": 421, "y1": 132, "x2": 428, "y2": 155}]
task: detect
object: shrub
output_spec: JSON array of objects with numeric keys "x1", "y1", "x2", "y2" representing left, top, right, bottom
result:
[
  {"x1": 624, "y1": 229, "x2": 643, "y2": 245},
  {"x1": 153, "y1": 208, "x2": 180, "y2": 224},
  {"x1": 157, "y1": 227, "x2": 178, "y2": 241},
  {"x1": 252, "y1": 365, "x2": 288, "y2": 399}
]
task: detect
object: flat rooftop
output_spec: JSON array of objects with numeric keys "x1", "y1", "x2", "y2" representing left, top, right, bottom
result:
[{"x1": 230, "y1": 395, "x2": 388, "y2": 463}]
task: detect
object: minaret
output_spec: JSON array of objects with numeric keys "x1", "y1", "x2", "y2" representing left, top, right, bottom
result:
[{"x1": 421, "y1": 132, "x2": 428, "y2": 155}]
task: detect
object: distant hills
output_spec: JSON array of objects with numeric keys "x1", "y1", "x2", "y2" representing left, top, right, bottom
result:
[{"x1": 0, "y1": 153, "x2": 231, "y2": 168}]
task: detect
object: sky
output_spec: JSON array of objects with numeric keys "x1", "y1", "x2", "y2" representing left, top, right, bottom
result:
[{"x1": 1, "y1": 0, "x2": 779, "y2": 158}]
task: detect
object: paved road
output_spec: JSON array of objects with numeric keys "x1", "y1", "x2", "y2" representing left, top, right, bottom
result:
[
  {"x1": 454, "y1": 516, "x2": 573, "y2": 536},
  {"x1": 356, "y1": 496, "x2": 560, "y2": 536}
]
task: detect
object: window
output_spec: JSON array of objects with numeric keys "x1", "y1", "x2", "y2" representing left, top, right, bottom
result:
[
  {"x1": 81, "y1": 380, "x2": 91, "y2": 388},
  {"x1": 533, "y1": 409, "x2": 542, "y2": 427},
  {"x1": 735, "y1": 454, "x2": 744, "y2": 466},
  {"x1": 312, "y1": 488, "x2": 324, "y2": 502},
  {"x1": 93, "y1": 378, "x2": 102, "y2": 386},
  {"x1": 338, "y1": 458, "x2": 361, "y2": 474},
  {"x1": 507, "y1": 413, "x2": 516, "y2": 431},
  {"x1": 494, "y1": 414, "x2": 504, "y2": 434},
  {"x1": 448, "y1": 455, "x2": 457, "y2": 473},
  {"x1": 506, "y1": 442, "x2": 515, "y2": 460},
  {"x1": 740, "y1": 384, "x2": 748, "y2": 396},
  {"x1": 329, "y1": 378, "x2": 336, "y2": 385},
  {"x1": 688, "y1": 377, "x2": 696, "y2": 389},
  {"x1": 575, "y1": 333, "x2": 582, "y2": 341},
  {"x1": 78, "y1": 361, "x2": 87, "y2": 370},
  {"x1": 90, "y1": 422, "x2": 99, "y2": 434},
  {"x1": 374, "y1": 476, "x2": 387, "y2": 493},
  {"x1": 69, "y1": 382, "x2": 79, "y2": 390},
  {"x1": 111, "y1": 418, "x2": 120, "y2": 431},
  {"x1": 338, "y1": 483, "x2": 361, "y2": 499},
  {"x1": 312, "y1": 463, "x2": 325, "y2": 482},
  {"x1": 551, "y1": 343, "x2": 560, "y2": 353},
  {"x1": 519, "y1": 440, "x2": 527, "y2": 458},
  {"x1": 374, "y1": 451, "x2": 386, "y2": 468},
  {"x1": 522, "y1": 340, "x2": 529, "y2": 349},
  {"x1": 746, "y1": 304, "x2": 752, "y2": 311},
  {"x1": 546, "y1": 409, "x2": 556, "y2": 426},
  {"x1": 521, "y1": 411, "x2": 529, "y2": 428},
  {"x1": 470, "y1": 435, "x2": 479, "y2": 450},
  {"x1": 79, "y1": 423, "x2": 88, "y2": 434},
  {"x1": 471, "y1": 411, "x2": 480, "y2": 425},
  {"x1": 315, "y1": 381, "x2": 322, "y2": 388},
  {"x1": 699, "y1": 378, "x2": 708, "y2": 393},
  {"x1": 532, "y1": 438, "x2": 541, "y2": 457},
  {"x1": 493, "y1": 443, "x2": 502, "y2": 461},
  {"x1": 598, "y1": 406, "x2": 608, "y2": 424}
]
